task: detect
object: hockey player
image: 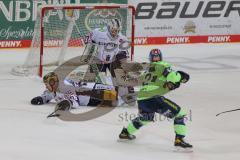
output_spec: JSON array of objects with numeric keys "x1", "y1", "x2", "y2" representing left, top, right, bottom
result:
[
  {"x1": 84, "y1": 18, "x2": 135, "y2": 104},
  {"x1": 31, "y1": 72, "x2": 117, "y2": 110},
  {"x1": 85, "y1": 18, "x2": 129, "y2": 72},
  {"x1": 118, "y1": 49, "x2": 193, "y2": 150}
]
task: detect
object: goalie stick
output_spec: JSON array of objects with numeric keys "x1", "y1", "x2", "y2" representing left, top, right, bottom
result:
[
  {"x1": 80, "y1": 43, "x2": 107, "y2": 84},
  {"x1": 216, "y1": 108, "x2": 240, "y2": 116}
]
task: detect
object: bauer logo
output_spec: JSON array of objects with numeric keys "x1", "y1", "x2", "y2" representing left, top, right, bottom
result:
[
  {"x1": 84, "y1": 9, "x2": 123, "y2": 31},
  {"x1": 135, "y1": 1, "x2": 240, "y2": 19}
]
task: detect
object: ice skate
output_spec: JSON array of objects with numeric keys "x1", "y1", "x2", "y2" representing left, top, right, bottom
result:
[
  {"x1": 174, "y1": 137, "x2": 193, "y2": 152},
  {"x1": 119, "y1": 128, "x2": 136, "y2": 140}
]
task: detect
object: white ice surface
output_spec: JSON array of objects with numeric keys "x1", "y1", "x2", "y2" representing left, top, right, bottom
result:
[{"x1": 0, "y1": 44, "x2": 240, "y2": 160}]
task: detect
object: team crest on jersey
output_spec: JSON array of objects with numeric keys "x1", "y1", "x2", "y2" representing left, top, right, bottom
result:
[{"x1": 64, "y1": 90, "x2": 77, "y2": 101}]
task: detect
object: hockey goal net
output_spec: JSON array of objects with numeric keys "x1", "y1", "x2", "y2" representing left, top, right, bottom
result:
[{"x1": 12, "y1": 3, "x2": 135, "y2": 77}]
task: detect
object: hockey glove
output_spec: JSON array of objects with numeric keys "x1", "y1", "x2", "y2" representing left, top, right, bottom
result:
[
  {"x1": 31, "y1": 96, "x2": 44, "y2": 105},
  {"x1": 178, "y1": 71, "x2": 190, "y2": 83},
  {"x1": 164, "y1": 82, "x2": 180, "y2": 90},
  {"x1": 56, "y1": 100, "x2": 72, "y2": 111}
]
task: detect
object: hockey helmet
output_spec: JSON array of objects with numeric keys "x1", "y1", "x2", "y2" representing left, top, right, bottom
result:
[
  {"x1": 43, "y1": 72, "x2": 59, "y2": 92},
  {"x1": 149, "y1": 49, "x2": 162, "y2": 62},
  {"x1": 107, "y1": 18, "x2": 121, "y2": 38}
]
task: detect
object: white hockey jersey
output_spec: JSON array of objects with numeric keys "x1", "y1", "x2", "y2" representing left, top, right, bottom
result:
[
  {"x1": 86, "y1": 27, "x2": 129, "y2": 63},
  {"x1": 40, "y1": 79, "x2": 115, "y2": 108},
  {"x1": 40, "y1": 90, "x2": 90, "y2": 108}
]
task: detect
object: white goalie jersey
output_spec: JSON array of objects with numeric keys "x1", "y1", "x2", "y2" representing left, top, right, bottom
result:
[{"x1": 86, "y1": 27, "x2": 129, "y2": 63}]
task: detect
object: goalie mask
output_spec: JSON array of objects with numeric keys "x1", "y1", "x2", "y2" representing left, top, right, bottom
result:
[
  {"x1": 107, "y1": 18, "x2": 121, "y2": 39},
  {"x1": 43, "y1": 72, "x2": 59, "y2": 92}
]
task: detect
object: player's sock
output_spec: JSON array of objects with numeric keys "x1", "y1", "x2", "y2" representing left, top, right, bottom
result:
[
  {"x1": 174, "y1": 109, "x2": 187, "y2": 139},
  {"x1": 173, "y1": 109, "x2": 192, "y2": 149}
]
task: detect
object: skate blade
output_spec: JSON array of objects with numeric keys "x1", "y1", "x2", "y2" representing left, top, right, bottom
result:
[
  {"x1": 173, "y1": 146, "x2": 193, "y2": 153},
  {"x1": 117, "y1": 138, "x2": 136, "y2": 142}
]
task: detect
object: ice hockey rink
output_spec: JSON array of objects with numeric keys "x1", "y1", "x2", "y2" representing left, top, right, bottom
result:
[{"x1": 0, "y1": 43, "x2": 240, "y2": 160}]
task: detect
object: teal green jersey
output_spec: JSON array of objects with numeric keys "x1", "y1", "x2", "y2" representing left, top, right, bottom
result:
[{"x1": 137, "y1": 61, "x2": 181, "y2": 100}]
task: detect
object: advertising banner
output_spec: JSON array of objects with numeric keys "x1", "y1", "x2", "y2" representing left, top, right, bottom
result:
[
  {"x1": 1, "y1": 0, "x2": 240, "y2": 48},
  {"x1": 0, "y1": 0, "x2": 75, "y2": 48},
  {"x1": 0, "y1": 0, "x2": 128, "y2": 48},
  {"x1": 130, "y1": 0, "x2": 240, "y2": 44}
]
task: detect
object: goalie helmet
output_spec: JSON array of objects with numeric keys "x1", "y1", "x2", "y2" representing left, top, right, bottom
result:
[
  {"x1": 43, "y1": 72, "x2": 59, "y2": 92},
  {"x1": 149, "y1": 49, "x2": 162, "y2": 62},
  {"x1": 107, "y1": 18, "x2": 121, "y2": 39}
]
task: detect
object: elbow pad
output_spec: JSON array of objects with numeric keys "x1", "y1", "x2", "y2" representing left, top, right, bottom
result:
[
  {"x1": 166, "y1": 72, "x2": 181, "y2": 83},
  {"x1": 164, "y1": 71, "x2": 181, "y2": 90},
  {"x1": 162, "y1": 67, "x2": 171, "y2": 77}
]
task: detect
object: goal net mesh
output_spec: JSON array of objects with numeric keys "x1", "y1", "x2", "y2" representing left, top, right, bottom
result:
[{"x1": 12, "y1": 4, "x2": 134, "y2": 77}]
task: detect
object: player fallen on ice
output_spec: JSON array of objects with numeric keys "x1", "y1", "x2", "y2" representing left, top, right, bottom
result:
[
  {"x1": 118, "y1": 49, "x2": 193, "y2": 150},
  {"x1": 84, "y1": 18, "x2": 135, "y2": 105},
  {"x1": 30, "y1": 72, "x2": 117, "y2": 111}
]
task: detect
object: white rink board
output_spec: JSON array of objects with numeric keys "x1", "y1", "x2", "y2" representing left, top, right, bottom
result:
[
  {"x1": 0, "y1": 44, "x2": 240, "y2": 160},
  {"x1": 130, "y1": 0, "x2": 240, "y2": 36}
]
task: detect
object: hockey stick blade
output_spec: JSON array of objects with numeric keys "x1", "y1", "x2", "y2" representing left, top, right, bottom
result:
[
  {"x1": 216, "y1": 108, "x2": 240, "y2": 116},
  {"x1": 47, "y1": 113, "x2": 60, "y2": 118},
  {"x1": 47, "y1": 108, "x2": 61, "y2": 118}
]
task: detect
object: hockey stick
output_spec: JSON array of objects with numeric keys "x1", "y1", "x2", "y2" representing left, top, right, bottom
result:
[
  {"x1": 47, "y1": 108, "x2": 61, "y2": 118},
  {"x1": 216, "y1": 108, "x2": 240, "y2": 116}
]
